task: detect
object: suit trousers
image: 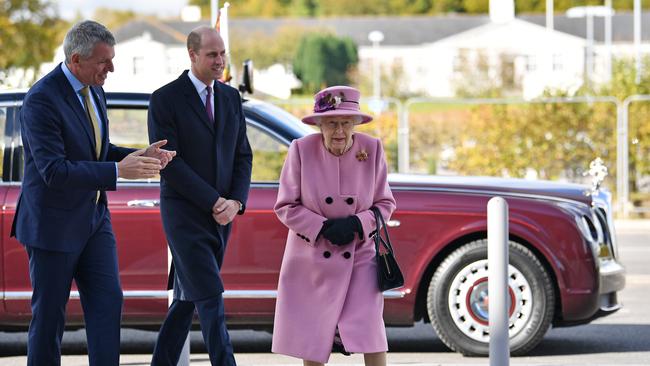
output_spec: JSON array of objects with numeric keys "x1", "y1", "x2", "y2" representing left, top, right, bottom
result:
[
  {"x1": 151, "y1": 294, "x2": 236, "y2": 366},
  {"x1": 25, "y1": 203, "x2": 123, "y2": 366}
]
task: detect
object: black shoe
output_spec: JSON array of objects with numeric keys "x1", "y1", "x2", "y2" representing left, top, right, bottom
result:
[{"x1": 332, "y1": 333, "x2": 351, "y2": 356}]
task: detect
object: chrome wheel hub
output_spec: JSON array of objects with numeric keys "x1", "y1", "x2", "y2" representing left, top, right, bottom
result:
[{"x1": 447, "y1": 259, "x2": 533, "y2": 342}]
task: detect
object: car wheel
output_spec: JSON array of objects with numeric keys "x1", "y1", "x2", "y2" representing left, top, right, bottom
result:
[{"x1": 428, "y1": 239, "x2": 555, "y2": 356}]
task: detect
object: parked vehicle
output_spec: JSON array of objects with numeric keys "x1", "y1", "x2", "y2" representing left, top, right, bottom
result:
[{"x1": 0, "y1": 90, "x2": 625, "y2": 356}]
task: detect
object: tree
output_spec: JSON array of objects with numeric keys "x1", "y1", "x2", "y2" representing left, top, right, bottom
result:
[
  {"x1": 0, "y1": 0, "x2": 65, "y2": 85},
  {"x1": 287, "y1": 0, "x2": 318, "y2": 17},
  {"x1": 432, "y1": 0, "x2": 465, "y2": 13},
  {"x1": 190, "y1": 0, "x2": 289, "y2": 18},
  {"x1": 188, "y1": 0, "x2": 211, "y2": 19},
  {"x1": 316, "y1": 0, "x2": 392, "y2": 16},
  {"x1": 463, "y1": 0, "x2": 489, "y2": 13},
  {"x1": 190, "y1": 0, "x2": 650, "y2": 17},
  {"x1": 92, "y1": 8, "x2": 137, "y2": 32},
  {"x1": 598, "y1": 57, "x2": 650, "y2": 204},
  {"x1": 292, "y1": 33, "x2": 358, "y2": 94},
  {"x1": 230, "y1": 25, "x2": 311, "y2": 70}
]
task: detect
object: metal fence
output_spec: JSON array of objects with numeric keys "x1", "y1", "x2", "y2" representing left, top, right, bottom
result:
[
  {"x1": 271, "y1": 95, "x2": 650, "y2": 218},
  {"x1": 621, "y1": 95, "x2": 650, "y2": 217}
]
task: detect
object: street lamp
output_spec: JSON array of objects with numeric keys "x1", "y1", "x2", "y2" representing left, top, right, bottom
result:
[
  {"x1": 634, "y1": 0, "x2": 642, "y2": 84},
  {"x1": 566, "y1": 5, "x2": 615, "y2": 88},
  {"x1": 368, "y1": 30, "x2": 384, "y2": 99}
]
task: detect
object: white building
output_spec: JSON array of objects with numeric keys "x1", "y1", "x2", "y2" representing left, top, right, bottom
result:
[
  {"x1": 370, "y1": 18, "x2": 586, "y2": 99},
  {"x1": 36, "y1": 7, "x2": 650, "y2": 98}
]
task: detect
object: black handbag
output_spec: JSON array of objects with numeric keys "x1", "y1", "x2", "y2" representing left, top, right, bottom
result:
[{"x1": 371, "y1": 206, "x2": 404, "y2": 291}]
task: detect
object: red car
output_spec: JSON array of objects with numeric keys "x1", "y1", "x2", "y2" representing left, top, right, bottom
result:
[{"x1": 0, "y1": 91, "x2": 625, "y2": 356}]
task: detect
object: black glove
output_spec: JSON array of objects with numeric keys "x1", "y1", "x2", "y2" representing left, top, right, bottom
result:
[
  {"x1": 321, "y1": 215, "x2": 363, "y2": 246},
  {"x1": 317, "y1": 219, "x2": 334, "y2": 241}
]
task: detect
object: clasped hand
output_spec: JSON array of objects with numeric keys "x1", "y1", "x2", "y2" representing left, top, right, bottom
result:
[
  {"x1": 117, "y1": 140, "x2": 177, "y2": 179},
  {"x1": 320, "y1": 216, "x2": 363, "y2": 246},
  {"x1": 213, "y1": 197, "x2": 238, "y2": 225}
]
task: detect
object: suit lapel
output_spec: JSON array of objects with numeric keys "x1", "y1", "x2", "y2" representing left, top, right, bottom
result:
[
  {"x1": 214, "y1": 82, "x2": 227, "y2": 142},
  {"x1": 55, "y1": 69, "x2": 97, "y2": 158},
  {"x1": 181, "y1": 72, "x2": 215, "y2": 135}
]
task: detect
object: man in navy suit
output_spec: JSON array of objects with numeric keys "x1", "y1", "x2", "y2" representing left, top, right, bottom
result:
[
  {"x1": 11, "y1": 20, "x2": 175, "y2": 365},
  {"x1": 147, "y1": 26, "x2": 252, "y2": 366}
]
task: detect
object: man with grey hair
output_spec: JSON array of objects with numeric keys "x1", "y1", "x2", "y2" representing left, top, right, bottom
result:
[
  {"x1": 148, "y1": 26, "x2": 251, "y2": 366},
  {"x1": 11, "y1": 20, "x2": 175, "y2": 365}
]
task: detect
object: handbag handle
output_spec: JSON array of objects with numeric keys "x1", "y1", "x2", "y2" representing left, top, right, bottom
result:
[{"x1": 371, "y1": 206, "x2": 395, "y2": 255}]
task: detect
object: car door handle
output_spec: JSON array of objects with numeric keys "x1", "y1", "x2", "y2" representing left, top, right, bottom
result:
[
  {"x1": 127, "y1": 199, "x2": 160, "y2": 208},
  {"x1": 387, "y1": 220, "x2": 400, "y2": 228}
]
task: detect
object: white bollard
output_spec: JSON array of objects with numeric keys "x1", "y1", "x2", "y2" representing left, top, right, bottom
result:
[
  {"x1": 488, "y1": 197, "x2": 510, "y2": 366},
  {"x1": 168, "y1": 248, "x2": 191, "y2": 366}
]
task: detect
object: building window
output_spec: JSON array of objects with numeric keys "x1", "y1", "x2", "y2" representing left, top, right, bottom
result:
[
  {"x1": 132, "y1": 56, "x2": 145, "y2": 75},
  {"x1": 553, "y1": 54, "x2": 563, "y2": 71},
  {"x1": 453, "y1": 49, "x2": 471, "y2": 73},
  {"x1": 526, "y1": 55, "x2": 537, "y2": 72}
]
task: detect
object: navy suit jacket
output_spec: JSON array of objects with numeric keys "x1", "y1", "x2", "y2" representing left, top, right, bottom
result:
[
  {"x1": 11, "y1": 64, "x2": 134, "y2": 252},
  {"x1": 148, "y1": 71, "x2": 252, "y2": 300}
]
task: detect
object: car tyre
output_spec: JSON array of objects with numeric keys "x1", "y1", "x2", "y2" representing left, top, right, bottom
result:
[{"x1": 427, "y1": 239, "x2": 555, "y2": 356}]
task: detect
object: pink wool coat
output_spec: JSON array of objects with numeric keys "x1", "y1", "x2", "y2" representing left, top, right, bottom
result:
[{"x1": 271, "y1": 132, "x2": 396, "y2": 363}]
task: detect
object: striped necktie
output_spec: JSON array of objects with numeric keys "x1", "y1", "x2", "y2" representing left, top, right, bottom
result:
[
  {"x1": 80, "y1": 86, "x2": 102, "y2": 204},
  {"x1": 80, "y1": 86, "x2": 102, "y2": 158}
]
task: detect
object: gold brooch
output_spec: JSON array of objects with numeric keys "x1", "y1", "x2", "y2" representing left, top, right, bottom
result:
[{"x1": 356, "y1": 149, "x2": 368, "y2": 162}]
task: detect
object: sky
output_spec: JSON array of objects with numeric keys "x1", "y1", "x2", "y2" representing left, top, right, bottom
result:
[{"x1": 56, "y1": 0, "x2": 189, "y2": 20}]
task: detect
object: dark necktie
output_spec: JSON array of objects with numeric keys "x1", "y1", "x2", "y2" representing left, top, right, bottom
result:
[{"x1": 206, "y1": 86, "x2": 214, "y2": 123}]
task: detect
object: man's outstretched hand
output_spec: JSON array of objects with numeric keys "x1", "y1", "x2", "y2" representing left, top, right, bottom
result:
[
  {"x1": 117, "y1": 149, "x2": 162, "y2": 180},
  {"x1": 143, "y1": 140, "x2": 176, "y2": 169}
]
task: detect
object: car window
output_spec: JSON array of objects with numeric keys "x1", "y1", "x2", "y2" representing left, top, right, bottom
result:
[
  {"x1": 0, "y1": 104, "x2": 22, "y2": 182},
  {"x1": 0, "y1": 106, "x2": 6, "y2": 181},
  {"x1": 107, "y1": 107, "x2": 159, "y2": 182},
  {"x1": 108, "y1": 108, "x2": 288, "y2": 183},
  {"x1": 247, "y1": 123, "x2": 288, "y2": 183}
]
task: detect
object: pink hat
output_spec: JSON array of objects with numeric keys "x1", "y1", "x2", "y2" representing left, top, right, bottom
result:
[{"x1": 301, "y1": 86, "x2": 373, "y2": 125}]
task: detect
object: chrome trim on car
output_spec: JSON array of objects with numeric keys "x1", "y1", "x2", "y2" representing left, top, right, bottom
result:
[
  {"x1": 2, "y1": 291, "x2": 33, "y2": 300},
  {"x1": 242, "y1": 183, "x2": 596, "y2": 208},
  {"x1": 106, "y1": 99, "x2": 148, "y2": 107},
  {"x1": 599, "y1": 259, "x2": 626, "y2": 294},
  {"x1": 389, "y1": 186, "x2": 592, "y2": 206},
  {"x1": 2, "y1": 290, "x2": 167, "y2": 300},
  {"x1": 246, "y1": 119, "x2": 292, "y2": 145},
  {"x1": 3, "y1": 289, "x2": 407, "y2": 300},
  {"x1": 387, "y1": 220, "x2": 400, "y2": 228},
  {"x1": 127, "y1": 199, "x2": 160, "y2": 208}
]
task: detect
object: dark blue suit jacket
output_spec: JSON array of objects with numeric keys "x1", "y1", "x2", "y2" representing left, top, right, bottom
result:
[
  {"x1": 11, "y1": 64, "x2": 134, "y2": 252},
  {"x1": 147, "y1": 71, "x2": 252, "y2": 301}
]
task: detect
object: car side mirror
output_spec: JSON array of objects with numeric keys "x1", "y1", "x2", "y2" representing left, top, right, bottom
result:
[{"x1": 238, "y1": 59, "x2": 254, "y2": 95}]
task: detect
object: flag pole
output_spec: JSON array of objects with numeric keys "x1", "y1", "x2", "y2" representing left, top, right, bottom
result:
[
  {"x1": 221, "y1": 2, "x2": 231, "y2": 56},
  {"x1": 634, "y1": 0, "x2": 642, "y2": 84},
  {"x1": 211, "y1": 0, "x2": 219, "y2": 28},
  {"x1": 218, "y1": 2, "x2": 232, "y2": 84}
]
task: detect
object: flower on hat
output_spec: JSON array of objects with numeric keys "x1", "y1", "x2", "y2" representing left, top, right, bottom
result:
[{"x1": 314, "y1": 92, "x2": 344, "y2": 113}]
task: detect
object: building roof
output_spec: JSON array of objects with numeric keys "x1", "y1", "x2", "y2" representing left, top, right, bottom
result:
[
  {"x1": 113, "y1": 18, "x2": 186, "y2": 44},
  {"x1": 434, "y1": 18, "x2": 585, "y2": 49},
  {"x1": 115, "y1": 15, "x2": 490, "y2": 47},
  {"x1": 114, "y1": 12, "x2": 650, "y2": 47},
  {"x1": 521, "y1": 12, "x2": 650, "y2": 43}
]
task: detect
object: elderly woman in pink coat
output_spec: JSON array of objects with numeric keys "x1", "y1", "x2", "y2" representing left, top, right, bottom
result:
[{"x1": 272, "y1": 85, "x2": 397, "y2": 366}]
